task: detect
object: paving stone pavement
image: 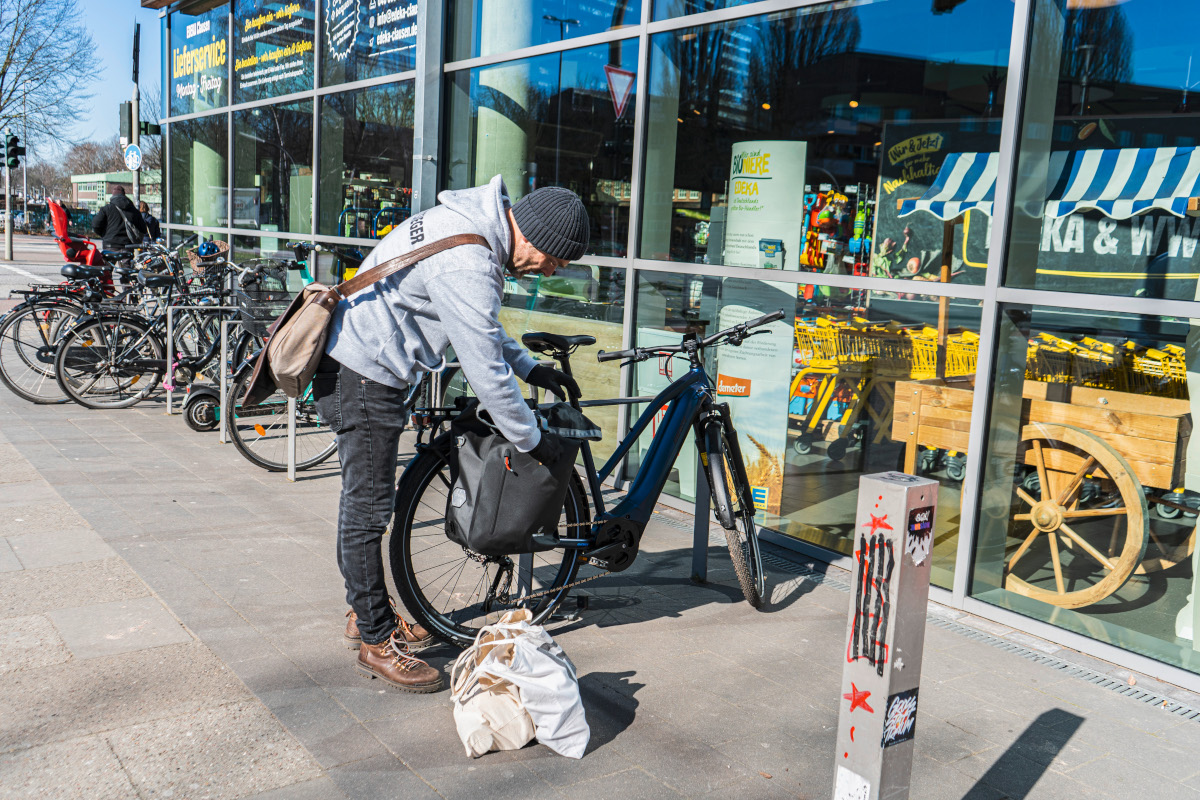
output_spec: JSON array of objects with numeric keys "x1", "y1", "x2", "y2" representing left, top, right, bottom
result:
[{"x1": 3, "y1": 384, "x2": 1200, "y2": 799}]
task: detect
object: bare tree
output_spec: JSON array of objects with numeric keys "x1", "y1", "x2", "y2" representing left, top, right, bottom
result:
[
  {"x1": 62, "y1": 135, "x2": 125, "y2": 176},
  {"x1": 140, "y1": 83, "x2": 162, "y2": 172},
  {"x1": 25, "y1": 157, "x2": 67, "y2": 197},
  {"x1": 0, "y1": 0, "x2": 101, "y2": 151}
]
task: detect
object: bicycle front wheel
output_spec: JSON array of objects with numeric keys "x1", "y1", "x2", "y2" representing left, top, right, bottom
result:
[
  {"x1": 705, "y1": 421, "x2": 766, "y2": 608},
  {"x1": 54, "y1": 316, "x2": 164, "y2": 409},
  {"x1": 0, "y1": 301, "x2": 82, "y2": 404},
  {"x1": 224, "y1": 370, "x2": 338, "y2": 471},
  {"x1": 390, "y1": 435, "x2": 589, "y2": 648}
]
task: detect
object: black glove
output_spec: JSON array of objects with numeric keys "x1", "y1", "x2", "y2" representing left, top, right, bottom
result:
[
  {"x1": 528, "y1": 431, "x2": 563, "y2": 465},
  {"x1": 526, "y1": 364, "x2": 581, "y2": 400}
]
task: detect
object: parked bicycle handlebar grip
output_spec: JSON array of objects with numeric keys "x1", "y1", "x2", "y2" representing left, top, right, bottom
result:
[
  {"x1": 596, "y1": 348, "x2": 634, "y2": 363},
  {"x1": 745, "y1": 309, "x2": 785, "y2": 328}
]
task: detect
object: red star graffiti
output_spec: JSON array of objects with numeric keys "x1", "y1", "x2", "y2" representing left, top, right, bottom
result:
[
  {"x1": 864, "y1": 513, "x2": 893, "y2": 537},
  {"x1": 843, "y1": 682, "x2": 874, "y2": 714}
]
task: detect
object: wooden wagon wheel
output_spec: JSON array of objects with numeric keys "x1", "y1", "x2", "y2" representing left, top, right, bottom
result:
[{"x1": 1004, "y1": 423, "x2": 1148, "y2": 609}]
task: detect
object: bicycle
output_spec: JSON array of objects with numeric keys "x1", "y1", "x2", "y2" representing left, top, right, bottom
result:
[{"x1": 389, "y1": 310, "x2": 782, "y2": 647}]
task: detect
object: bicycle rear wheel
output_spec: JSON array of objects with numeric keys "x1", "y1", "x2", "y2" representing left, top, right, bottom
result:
[
  {"x1": 54, "y1": 316, "x2": 164, "y2": 409},
  {"x1": 0, "y1": 302, "x2": 81, "y2": 404},
  {"x1": 390, "y1": 435, "x2": 589, "y2": 648},
  {"x1": 224, "y1": 369, "x2": 338, "y2": 471},
  {"x1": 705, "y1": 421, "x2": 766, "y2": 608}
]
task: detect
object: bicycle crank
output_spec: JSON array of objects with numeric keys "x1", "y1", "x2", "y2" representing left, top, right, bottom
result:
[{"x1": 582, "y1": 517, "x2": 643, "y2": 572}]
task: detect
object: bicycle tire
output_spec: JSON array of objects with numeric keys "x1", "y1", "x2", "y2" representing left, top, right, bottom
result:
[
  {"x1": 224, "y1": 369, "x2": 338, "y2": 471},
  {"x1": 390, "y1": 434, "x2": 589, "y2": 648},
  {"x1": 705, "y1": 421, "x2": 766, "y2": 608},
  {"x1": 54, "y1": 316, "x2": 164, "y2": 409},
  {"x1": 0, "y1": 301, "x2": 82, "y2": 404}
]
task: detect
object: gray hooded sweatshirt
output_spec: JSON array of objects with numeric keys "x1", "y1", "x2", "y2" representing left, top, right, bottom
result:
[{"x1": 325, "y1": 175, "x2": 541, "y2": 452}]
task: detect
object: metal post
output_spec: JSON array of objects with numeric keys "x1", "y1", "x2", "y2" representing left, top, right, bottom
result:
[
  {"x1": 286, "y1": 396, "x2": 297, "y2": 481},
  {"x1": 22, "y1": 84, "x2": 27, "y2": 232},
  {"x1": 834, "y1": 472, "x2": 938, "y2": 800},
  {"x1": 165, "y1": 305, "x2": 175, "y2": 413},
  {"x1": 132, "y1": 22, "x2": 141, "y2": 205},
  {"x1": 4, "y1": 138, "x2": 11, "y2": 261},
  {"x1": 691, "y1": 452, "x2": 709, "y2": 583}
]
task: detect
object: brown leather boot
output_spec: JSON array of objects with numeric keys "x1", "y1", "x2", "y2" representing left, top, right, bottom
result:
[
  {"x1": 343, "y1": 609, "x2": 433, "y2": 652},
  {"x1": 356, "y1": 632, "x2": 444, "y2": 693}
]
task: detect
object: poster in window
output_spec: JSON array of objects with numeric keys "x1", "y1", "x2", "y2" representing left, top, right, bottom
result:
[
  {"x1": 170, "y1": 5, "x2": 230, "y2": 116},
  {"x1": 321, "y1": 0, "x2": 417, "y2": 87},
  {"x1": 233, "y1": 0, "x2": 315, "y2": 102},
  {"x1": 723, "y1": 141, "x2": 807, "y2": 271}
]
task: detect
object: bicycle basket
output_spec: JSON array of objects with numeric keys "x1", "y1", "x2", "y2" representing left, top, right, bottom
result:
[
  {"x1": 186, "y1": 239, "x2": 229, "y2": 274},
  {"x1": 236, "y1": 275, "x2": 293, "y2": 338}
]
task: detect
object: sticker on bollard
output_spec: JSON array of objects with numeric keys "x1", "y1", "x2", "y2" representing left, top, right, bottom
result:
[{"x1": 834, "y1": 471, "x2": 938, "y2": 800}]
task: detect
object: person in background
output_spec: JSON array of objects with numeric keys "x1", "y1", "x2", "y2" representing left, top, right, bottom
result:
[
  {"x1": 90, "y1": 186, "x2": 147, "y2": 251},
  {"x1": 139, "y1": 201, "x2": 161, "y2": 242}
]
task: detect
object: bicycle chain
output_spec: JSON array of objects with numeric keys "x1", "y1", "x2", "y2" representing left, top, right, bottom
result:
[{"x1": 491, "y1": 519, "x2": 615, "y2": 604}]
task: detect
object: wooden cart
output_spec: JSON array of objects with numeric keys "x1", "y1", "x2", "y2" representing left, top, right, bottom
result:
[{"x1": 892, "y1": 376, "x2": 1196, "y2": 608}]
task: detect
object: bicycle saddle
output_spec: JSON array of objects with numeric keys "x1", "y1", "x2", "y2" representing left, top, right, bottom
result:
[
  {"x1": 137, "y1": 272, "x2": 175, "y2": 289},
  {"x1": 60, "y1": 264, "x2": 106, "y2": 280},
  {"x1": 522, "y1": 332, "x2": 596, "y2": 355}
]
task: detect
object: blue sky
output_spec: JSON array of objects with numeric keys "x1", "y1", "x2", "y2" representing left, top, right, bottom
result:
[{"x1": 68, "y1": 1, "x2": 163, "y2": 145}]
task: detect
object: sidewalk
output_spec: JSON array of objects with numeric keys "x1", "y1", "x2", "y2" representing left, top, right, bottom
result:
[{"x1": 2, "y1": 384, "x2": 1200, "y2": 799}]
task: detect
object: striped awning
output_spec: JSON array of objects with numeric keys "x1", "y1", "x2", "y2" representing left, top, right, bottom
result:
[{"x1": 897, "y1": 147, "x2": 1200, "y2": 221}]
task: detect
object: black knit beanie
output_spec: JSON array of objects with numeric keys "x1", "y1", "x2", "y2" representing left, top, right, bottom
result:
[{"x1": 511, "y1": 187, "x2": 589, "y2": 262}]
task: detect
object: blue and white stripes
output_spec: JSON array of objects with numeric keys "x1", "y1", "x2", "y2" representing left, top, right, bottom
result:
[{"x1": 897, "y1": 147, "x2": 1200, "y2": 221}]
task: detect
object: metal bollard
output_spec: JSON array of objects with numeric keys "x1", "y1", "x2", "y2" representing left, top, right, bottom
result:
[
  {"x1": 286, "y1": 396, "x2": 297, "y2": 482},
  {"x1": 834, "y1": 472, "x2": 938, "y2": 800}
]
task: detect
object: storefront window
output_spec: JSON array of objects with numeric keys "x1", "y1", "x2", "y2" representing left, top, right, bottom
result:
[
  {"x1": 633, "y1": 272, "x2": 978, "y2": 588},
  {"x1": 444, "y1": 41, "x2": 638, "y2": 258},
  {"x1": 640, "y1": 0, "x2": 1012, "y2": 287},
  {"x1": 1004, "y1": 1, "x2": 1200, "y2": 301},
  {"x1": 169, "y1": 115, "x2": 229, "y2": 228},
  {"x1": 232, "y1": 0, "x2": 314, "y2": 102},
  {"x1": 449, "y1": 0, "x2": 639, "y2": 61},
  {"x1": 318, "y1": 82, "x2": 414, "y2": 238},
  {"x1": 974, "y1": 306, "x2": 1200, "y2": 673},
  {"x1": 504, "y1": 266, "x2": 627, "y2": 462},
  {"x1": 170, "y1": 4, "x2": 230, "y2": 116},
  {"x1": 320, "y1": 0, "x2": 416, "y2": 87},
  {"x1": 233, "y1": 101, "x2": 313, "y2": 234}
]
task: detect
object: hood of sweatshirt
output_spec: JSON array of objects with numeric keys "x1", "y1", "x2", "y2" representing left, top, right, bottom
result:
[
  {"x1": 110, "y1": 193, "x2": 138, "y2": 213},
  {"x1": 432, "y1": 174, "x2": 513, "y2": 267}
]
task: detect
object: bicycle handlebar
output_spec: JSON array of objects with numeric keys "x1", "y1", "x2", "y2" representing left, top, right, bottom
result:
[{"x1": 596, "y1": 309, "x2": 784, "y2": 364}]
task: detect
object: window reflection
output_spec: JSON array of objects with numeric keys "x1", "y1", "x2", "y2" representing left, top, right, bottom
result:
[
  {"x1": 232, "y1": 0, "x2": 314, "y2": 102},
  {"x1": 233, "y1": 101, "x2": 313, "y2": 234},
  {"x1": 445, "y1": 42, "x2": 638, "y2": 257},
  {"x1": 320, "y1": 0, "x2": 417, "y2": 86},
  {"x1": 449, "y1": 0, "x2": 639, "y2": 60},
  {"x1": 640, "y1": 0, "x2": 1012, "y2": 286},
  {"x1": 1005, "y1": 1, "x2": 1200, "y2": 300},
  {"x1": 170, "y1": 115, "x2": 229, "y2": 228},
  {"x1": 170, "y1": 4, "x2": 230, "y2": 116},
  {"x1": 976, "y1": 306, "x2": 1200, "y2": 672},
  {"x1": 318, "y1": 83, "x2": 414, "y2": 238}
]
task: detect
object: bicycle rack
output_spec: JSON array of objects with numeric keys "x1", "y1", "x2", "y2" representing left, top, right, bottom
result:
[{"x1": 164, "y1": 304, "x2": 240, "y2": 415}]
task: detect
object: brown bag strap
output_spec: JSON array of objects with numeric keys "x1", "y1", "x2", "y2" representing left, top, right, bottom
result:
[{"x1": 333, "y1": 233, "x2": 491, "y2": 300}]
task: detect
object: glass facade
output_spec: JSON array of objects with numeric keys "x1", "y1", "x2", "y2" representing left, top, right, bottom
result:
[{"x1": 160, "y1": 0, "x2": 1200, "y2": 687}]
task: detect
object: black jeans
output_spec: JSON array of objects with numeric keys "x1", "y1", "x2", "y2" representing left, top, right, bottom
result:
[{"x1": 312, "y1": 356, "x2": 408, "y2": 645}]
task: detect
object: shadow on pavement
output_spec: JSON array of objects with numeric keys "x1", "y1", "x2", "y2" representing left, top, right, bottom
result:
[
  {"x1": 578, "y1": 670, "x2": 642, "y2": 750},
  {"x1": 962, "y1": 708, "x2": 1084, "y2": 799}
]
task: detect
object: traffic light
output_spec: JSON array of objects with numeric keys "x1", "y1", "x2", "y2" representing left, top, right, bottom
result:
[
  {"x1": 5, "y1": 134, "x2": 24, "y2": 169},
  {"x1": 138, "y1": 120, "x2": 161, "y2": 136},
  {"x1": 119, "y1": 101, "x2": 132, "y2": 141}
]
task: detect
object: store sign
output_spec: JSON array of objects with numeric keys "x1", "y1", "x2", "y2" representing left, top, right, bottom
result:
[
  {"x1": 326, "y1": 0, "x2": 417, "y2": 64},
  {"x1": 723, "y1": 140, "x2": 807, "y2": 271},
  {"x1": 171, "y1": 6, "x2": 229, "y2": 115},
  {"x1": 234, "y1": 0, "x2": 315, "y2": 100},
  {"x1": 715, "y1": 278, "x2": 795, "y2": 519}
]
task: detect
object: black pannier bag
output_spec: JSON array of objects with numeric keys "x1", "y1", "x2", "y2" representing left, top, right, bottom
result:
[{"x1": 446, "y1": 430, "x2": 582, "y2": 557}]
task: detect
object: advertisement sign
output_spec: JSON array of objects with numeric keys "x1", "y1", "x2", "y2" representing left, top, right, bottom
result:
[
  {"x1": 323, "y1": 0, "x2": 418, "y2": 83},
  {"x1": 233, "y1": 0, "x2": 315, "y2": 102},
  {"x1": 714, "y1": 278, "x2": 795, "y2": 520},
  {"x1": 170, "y1": 5, "x2": 229, "y2": 116},
  {"x1": 724, "y1": 140, "x2": 807, "y2": 271}
]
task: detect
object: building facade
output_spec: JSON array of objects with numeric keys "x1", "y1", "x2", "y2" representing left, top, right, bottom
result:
[
  {"x1": 71, "y1": 170, "x2": 163, "y2": 217},
  {"x1": 151, "y1": 0, "x2": 1200, "y2": 691}
]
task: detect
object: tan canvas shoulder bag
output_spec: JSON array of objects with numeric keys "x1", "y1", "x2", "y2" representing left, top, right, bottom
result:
[{"x1": 240, "y1": 233, "x2": 490, "y2": 406}]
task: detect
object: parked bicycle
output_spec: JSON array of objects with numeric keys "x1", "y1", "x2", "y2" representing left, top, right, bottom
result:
[{"x1": 388, "y1": 311, "x2": 782, "y2": 647}]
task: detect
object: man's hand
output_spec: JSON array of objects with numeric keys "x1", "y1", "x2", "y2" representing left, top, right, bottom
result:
[
  {"x1": 526, "y1": 364, "x2": 581, "y2": 400},
  {"x1": 528, "y1": 431, "x2": 563, "y2": 465}
]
